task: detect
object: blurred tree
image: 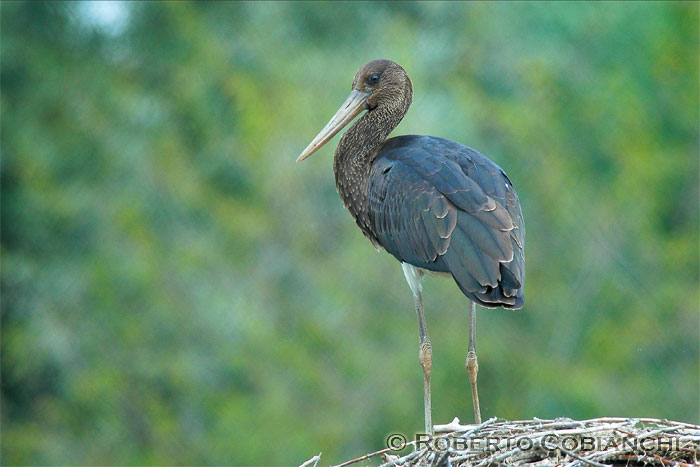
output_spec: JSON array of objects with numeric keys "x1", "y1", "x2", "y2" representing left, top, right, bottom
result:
[{"x1": 2, "y1": 1, "x2": 698, "y2": 465}]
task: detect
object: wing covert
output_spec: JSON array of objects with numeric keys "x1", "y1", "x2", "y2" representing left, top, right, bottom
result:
[{"x1": 368, "y1": 135, "x2": 525, "y2": 309}]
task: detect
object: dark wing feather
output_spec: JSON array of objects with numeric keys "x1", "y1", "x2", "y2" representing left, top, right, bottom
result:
[
  {"x1": 369, "y1": 158, "x2": 453, "y2": 264},
  {"x1": 368, "y1": 135, "x2": 525, "y2": 309}
]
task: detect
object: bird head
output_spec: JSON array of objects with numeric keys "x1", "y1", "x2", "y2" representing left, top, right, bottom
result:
[{"x1": 297, "y1": 59, "x2": 412, "y2": 162}]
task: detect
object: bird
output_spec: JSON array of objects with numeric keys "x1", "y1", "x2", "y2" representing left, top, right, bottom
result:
[{"x1": 297, "y1": 59, "x2": 525, "y2": 434}]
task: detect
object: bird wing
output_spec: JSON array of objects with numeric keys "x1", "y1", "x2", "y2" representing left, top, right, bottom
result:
[{"x1": 368, "y1": 136, "x2": 525, "y2": 309}]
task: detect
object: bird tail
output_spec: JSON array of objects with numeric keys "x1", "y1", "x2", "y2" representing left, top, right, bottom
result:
[{"x1": 453, "y1": 263, "x2": 525, "y2": 310}]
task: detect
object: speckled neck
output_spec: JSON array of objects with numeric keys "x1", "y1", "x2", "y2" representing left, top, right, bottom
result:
[{"x1": 332, "y1": 93, "x2": 411, "y2": 242}]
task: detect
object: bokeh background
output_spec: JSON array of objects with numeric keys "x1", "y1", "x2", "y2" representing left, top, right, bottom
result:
[{"x1": 2, "y1": 1, "x2": 698, "y2": 465}]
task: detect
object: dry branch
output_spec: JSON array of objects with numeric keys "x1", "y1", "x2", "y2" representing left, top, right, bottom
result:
[{"x1": 300, "y1": 417, "x2": 699, "y2": 466}]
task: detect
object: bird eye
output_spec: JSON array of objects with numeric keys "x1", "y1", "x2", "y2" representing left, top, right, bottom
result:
[{"x1": 368, "y1": 73, "x2": 380, "y2": 86}]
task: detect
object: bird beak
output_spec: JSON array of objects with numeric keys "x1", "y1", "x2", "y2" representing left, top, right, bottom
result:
[{"x1": 297, "y1": 90, "x2": 370, "y2": 162}]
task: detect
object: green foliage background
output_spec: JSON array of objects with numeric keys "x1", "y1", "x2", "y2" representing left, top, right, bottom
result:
[{"x1": 2, "y1": 1, "x2": 698, "y2": 465}]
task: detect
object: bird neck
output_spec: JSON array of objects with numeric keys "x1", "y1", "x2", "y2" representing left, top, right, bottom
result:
[
  {"x1": 334, "y1": 97, "x2": 410, "y2": 169},
  {"x1": 333, "y1": 95, "x2": 411, "y2": 235}
]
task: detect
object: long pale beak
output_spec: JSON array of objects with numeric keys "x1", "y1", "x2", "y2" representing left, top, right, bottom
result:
[{"x1": 296, "y1": 90, "x2": 369, "y2": 162}]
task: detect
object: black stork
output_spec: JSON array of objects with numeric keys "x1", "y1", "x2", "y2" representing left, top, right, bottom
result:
[{"x1": 297, "y1": 59, "x2": 525, "y2": 434}]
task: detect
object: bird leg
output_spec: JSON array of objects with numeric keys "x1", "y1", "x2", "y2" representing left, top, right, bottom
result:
[
  {"x1": 466, "y1": 300, "x2": 482, "y2": 424},
  {"x1": 414, "y1": 290, "x2": 433, "y2": 435},
  {"x1": 401, "y1": 263, "x2": 432, "y2": 435}
]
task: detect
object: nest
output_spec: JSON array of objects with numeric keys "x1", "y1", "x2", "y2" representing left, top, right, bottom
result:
[{"x1": 301, "y1": 417, "x2": 700, "y2": 467}]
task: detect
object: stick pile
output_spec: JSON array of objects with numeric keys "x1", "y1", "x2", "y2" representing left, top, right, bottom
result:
[{"x1": 301, "y1": 417, "x2": 699, "y2": 466}]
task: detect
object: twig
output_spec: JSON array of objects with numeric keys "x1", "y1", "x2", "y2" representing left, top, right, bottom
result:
[
  {"x1": 618, "y1": 453, "x2": 696, "y2": 467},
  {"x1": 334, "y1": 445, "x2": 399, "y2": 467},
  {"x1": 324, "y1": 417, "x2": 699, "y2": 467},
  {"x1": 434, "y1": 417, "x2": 467, "y2": 433},
  {"x1": 557, "y1": 446, "x2": 609, "y2": 467},
  {"x1": 299, "y1": 452, "x2": 322, "y2": 467},
  {"x1": 379, "y1": 449, "x2": 423, "y2": 467}
]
